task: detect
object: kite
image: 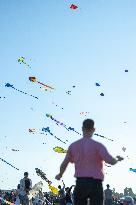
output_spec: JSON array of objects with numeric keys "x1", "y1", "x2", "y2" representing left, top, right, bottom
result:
[
  {"x1": 48, "y1": 184, "x2": 59, "y2": 194},
  {"x1": 29, "y1": 128, "x2": 36, "y2": 133},
  {"x1": 18, "y1": 57, "x2": 31, "y2": 68},
  {"x1": 122, "y1": 147, "x2": 126, "y2": 152},
  {"x1": 80, "y1": 112, "x2": 90, "y2": 116},
  {"x1": 5, "y1": 83, "x2": 38, "y2": 99},
  {"x1": 0, "y1": 96, "x2": 6, "y2": 99},
  {"x1": 35, "y1": 168, "x2": 52, "y2": 184},
  {"x1": 94, "y1": 133, "x2": 113, "y2": 141},
  {"x1": 68, "y1": 126, "x2": 82, "y2": 135},
  {"x1": 125, "y1": 69, "x2": 128, "y2": 72},
  {"x1": 46, "y1": 114, "x2": 113, "y2": 141},
  {"x1": 35, "y1": 168, "x2": 58, "y2": 194},
  {"x1": 46, "y1": 114, "x2": 69, "y2": 131},
  {"x1": 129, "y1": 168, "x2": 136, "y2": 172},
  {"x1": 0, "y1": 157, "x2": 19, "y2": 170},
  {"x1": 66, "y1": 90, "x2": 71, "y2": 95},
  {"x1": 29, "y1": 128, "x2": 44, "y2": 135},
  {"x1": 100, "y1": 93, "x2": 104, "y2": 96},
  {"x1": 29, "y1": 77, "x2": 55, "y2": 90},
  {"x1": 11, "y1": 149, "x2": 19, "y2": 152},
  {"x1": 66, "y1": 85, "x2": 76, "y2": 95},
  {"x1": 42, "y1": 127, "x2": 67, "y2": 144},
  {"x1": 53, "y1": 146, "x2": 67, "y2": 153},
  {"x1": 95, "y1": 83, "x2": 100, "y2": 86},
  {"x1": 70, "y1": 4, "x2": 78, "y2": 9}
]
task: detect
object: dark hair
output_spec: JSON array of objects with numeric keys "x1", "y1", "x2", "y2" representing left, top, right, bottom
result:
[
  {"x1": 58, "y1": 185, "x2": 61, "y2": 189},
  {"x1": 24, "y1": 172, "x2": 28, "y2": 176},
  {"x1": 83, "y1": 119, "x2": 94, "y2": 130}
]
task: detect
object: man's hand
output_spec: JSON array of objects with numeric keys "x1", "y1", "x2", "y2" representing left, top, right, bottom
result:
[
  {"x1": 116, "y1": 156, "x2": 124, "y2": 161},
  {"x1": 55, "y1": 173, "x2": 62, "y2": 180}
]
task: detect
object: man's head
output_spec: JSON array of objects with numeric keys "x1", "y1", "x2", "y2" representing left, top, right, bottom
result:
[
  {"x1": 24, "y1": 172, "x2": 28, "y2": 178},
  {"x1": 106, "y1": 184, "x2": 110, "y2": 188},
  {"x1": 82, "y1": 119, "x2": 95, "y2": 137},
  {"x1": 58, "y1": 185, "x2": 61, "y2": 189}
]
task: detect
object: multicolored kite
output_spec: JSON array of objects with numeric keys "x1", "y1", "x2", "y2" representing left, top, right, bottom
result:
[
  {"x1": 42, "y1": 127, "x2": 67, "y2": 144},
  {"x1": 35, "y1": 168, "x2": 59, "y2": 194},
  {"x1": 18, "y1": 57, "x2": 31, "y2": 68},
  {"x1": 5, "y1": 83, "x2": 38, "y2": 99},
  {"x1": 29, "y1": 77, "x2": 55, "y2": 90}
]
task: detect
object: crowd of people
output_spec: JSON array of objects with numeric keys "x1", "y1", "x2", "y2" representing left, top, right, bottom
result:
[
  {"x1": 0, "y1": 182, "x2": 136, "y2": 205},
  {"x1": 0, "y1": 119, "x2": 135, "y2": 205}
]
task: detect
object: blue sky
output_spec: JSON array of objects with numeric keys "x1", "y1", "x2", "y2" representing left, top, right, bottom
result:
[{"x1": 0, "y1": 0, "x2": 136, "y2": 193}]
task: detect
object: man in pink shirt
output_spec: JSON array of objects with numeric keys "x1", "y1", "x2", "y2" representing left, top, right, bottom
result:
[{"x1": 55, "y1": 119, "x2": 123, "y2": 205}]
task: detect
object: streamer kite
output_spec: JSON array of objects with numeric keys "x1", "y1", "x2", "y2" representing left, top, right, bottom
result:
[
  {"x1": 46, "y1": 114, "x2": 69, "y2": 131},
  {"x1": 18, "y1": 57, "x2": 31, "y2": 68},
  {"x1": 53, "y1": 146, "x2": 67, "y2": 153},
  {"x1": 45, "y1": 114, "x2": 113, "y2": 141},
  {"x1": 5, "y1": 83, "x2": 38, "y2": 99},
  {"x1": 94, "y1": 133, "x2": 113, "y2": 141},
  {"x1": 11, "y1": 149, "x2": 19, "y2": 152},
  {"x1": 42, "y1": 127, "x2": 67, "y2": 144},
  {"x1": 0, "y1": 157, "x2": 19, "y2": 170},
  {"x1": 35, "y1": 168, "x2": 59, "y2": 194},
  {"x1": 70, "y1": 4, "x2": 78, "y2": 9},
  {"x1": 48, "y1": 184, "x2": 59, "y2": 194},
  {"x1": 29, "y1": 77, "x2": 54, "y2": 90}
]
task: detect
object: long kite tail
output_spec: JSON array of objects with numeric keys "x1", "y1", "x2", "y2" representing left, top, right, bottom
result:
[{"x1": 37, "y1": 81, "x2": 54, "y2": 89}]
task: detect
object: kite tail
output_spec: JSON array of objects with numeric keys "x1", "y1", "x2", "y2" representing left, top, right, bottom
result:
[
  {"x1": 37, "y1": 81, "x2": 54, "y2": 89},
  {"x1": 13, "y1": 88, "x2": 38, "y2": 99},
  {"x1": 94, "y1": 133, "x2": 113, "y2": 141}
]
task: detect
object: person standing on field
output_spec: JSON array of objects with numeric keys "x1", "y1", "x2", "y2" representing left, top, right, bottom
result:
[{"x1": 55, "y1": 119, "x2": 124, "y2": 205}]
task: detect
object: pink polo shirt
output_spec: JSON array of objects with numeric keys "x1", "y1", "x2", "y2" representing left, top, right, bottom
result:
[{"x1": 65, "y1": 137, "x2": 114, "y2": 180}]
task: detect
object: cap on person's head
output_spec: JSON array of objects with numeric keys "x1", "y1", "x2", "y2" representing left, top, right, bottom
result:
[
  {"x1": 24, "y1": 172, "x2": 28, "y2": 176},
  {"x1": 83, "y1": 119, "x2": 94, "y2": 130}
]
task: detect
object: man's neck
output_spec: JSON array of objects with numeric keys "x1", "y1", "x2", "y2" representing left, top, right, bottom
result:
[{"x1": 83, "y1": 134, "x2": 92, "y2": 138}]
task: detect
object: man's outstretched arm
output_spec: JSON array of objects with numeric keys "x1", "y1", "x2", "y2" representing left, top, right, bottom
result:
[{"x1": 55, "y1": 158, "x2": 69, "y2": 180}]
